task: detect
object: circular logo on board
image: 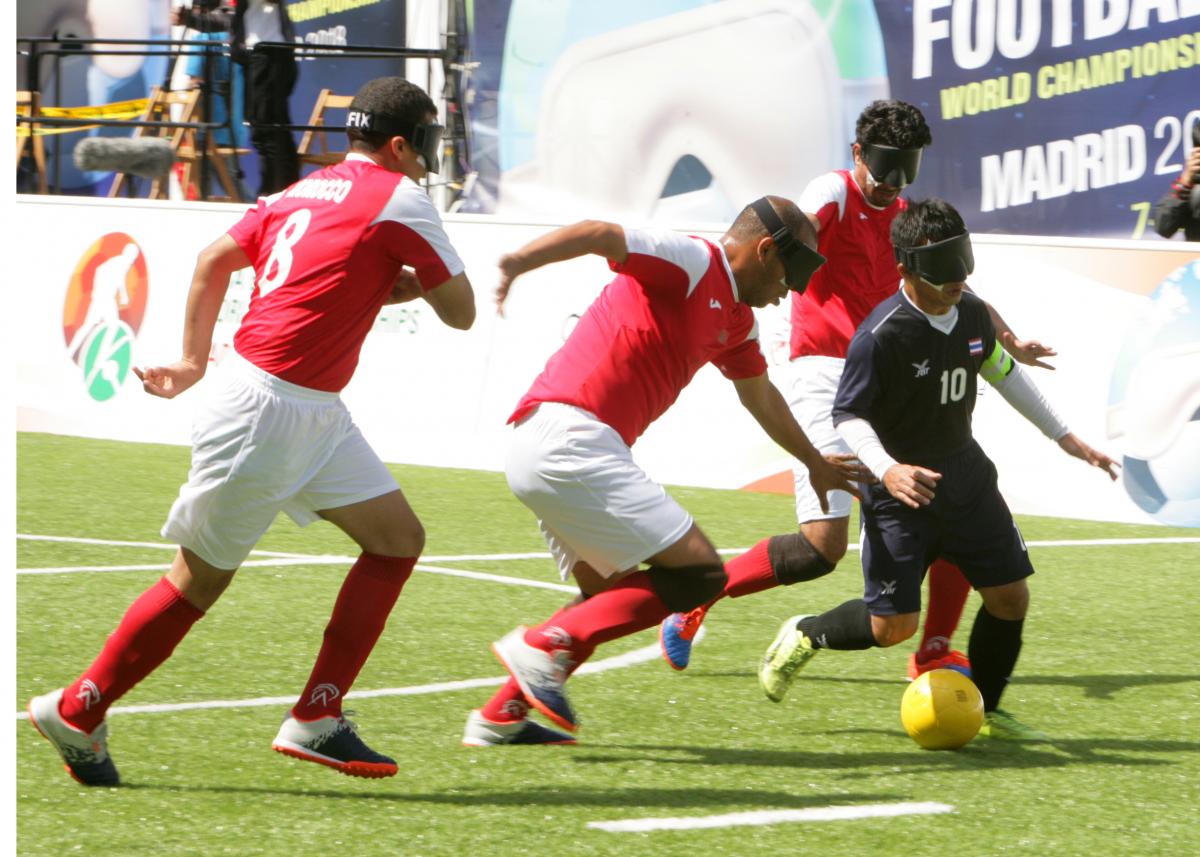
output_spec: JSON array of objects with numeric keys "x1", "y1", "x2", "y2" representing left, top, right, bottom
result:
[{"x1": 62, "y1": 233, "x2": 149, "y2": 401}]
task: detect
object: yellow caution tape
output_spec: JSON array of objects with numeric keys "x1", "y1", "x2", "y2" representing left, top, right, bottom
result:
[{"x1": 16, "y1": 97, "x2": 150, "y2": 136}]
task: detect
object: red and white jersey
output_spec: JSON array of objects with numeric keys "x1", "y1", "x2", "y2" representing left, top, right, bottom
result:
[
  {"x1": 789, "y1": 169, "x2": 905, "y2": 360},
  {"x1": 227, "y1": 153, "x2": 464, "y2": 392},
  {"x1": 510, "y1": 228, "x2": 767, "y2": 447}
]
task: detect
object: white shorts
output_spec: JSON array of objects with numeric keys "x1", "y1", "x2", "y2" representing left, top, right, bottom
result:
[
  {"x1": 505, "y1": 403, "x2": 694, "y2": 582},
  {"x1": 786, "y1": 355, "x2": 856, "y2": 523},
  {"x1": 161, "y1": 353, "x2": 399, "y2": 569}
]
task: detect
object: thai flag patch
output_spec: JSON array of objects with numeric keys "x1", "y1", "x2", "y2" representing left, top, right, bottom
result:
[{"x1": 968, "y1": 337, "x2": 984, "y2": 356}]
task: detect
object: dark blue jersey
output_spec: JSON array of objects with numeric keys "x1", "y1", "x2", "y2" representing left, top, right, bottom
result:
[{"x1": 832, "y1": 289, "x2": 1008, "y2": 464}]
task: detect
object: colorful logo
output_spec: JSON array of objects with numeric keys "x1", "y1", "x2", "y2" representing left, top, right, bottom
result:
[{"x1": 62, "y1": 233, "x2": 149, "y2": 401}]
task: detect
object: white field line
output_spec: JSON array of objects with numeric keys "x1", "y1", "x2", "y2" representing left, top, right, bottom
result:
[
  {"x1": 18, "y1": 558, "x2": 348, "y2": 575},
  {"x1": 16, "y1": 533, "x2": 312, "y2": 558},
  {"x1": 17, "y1": 530, "x2": 552, "y2": 564},
  {"x1": 15, "y1": 553, "x2": 581, "y2": 594},
  {"x1": 12, "y1": 631, "x2": 698, "y2": 720},
  {"x1": 586, "y1": 800, "x2": 954, "y2": 833},
  {"x1": 17, "y1": 531, "x2": 1200, "y2": 576}
]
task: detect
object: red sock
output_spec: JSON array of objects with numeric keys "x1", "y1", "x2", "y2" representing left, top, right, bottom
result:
[
  {"x1": 480, "y1": 632, "x2": 597, "y2": 723},
  {"x1": 522, "y1": 572, "x2": 667, "y2": 662},
  {"x1": 480, "y1": 678, "x2": 528, "y2": 723},
  {"x1": 723, "y1": 538, "x2": 778, "y2": 599},
  {"x1": 292, "y1": 553, "x2": 415, "y2": 721},
  {"x1": 918, "y1": 559, "x2": 972, "y2": 660},
  {"x1": 60, "y1": 577, "x2": 204, "y2": 733}
]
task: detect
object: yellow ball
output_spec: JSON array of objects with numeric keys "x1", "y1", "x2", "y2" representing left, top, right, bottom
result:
[{"x1": 900, "y1": 668, "x2": 984, "y2": 750}]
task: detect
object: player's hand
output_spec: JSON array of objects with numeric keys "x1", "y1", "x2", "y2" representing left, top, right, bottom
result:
[
  {"x1": 386, "y1": 268, "x2": 423, "y2": 305},
  {"x1": 824, "y1": 452, "x2": 875, "y2": 483},
  {"x1": 171, "y1": 7, "x2": 187, "y2": 26},
  {"x1": 133, "y1": 360, "x2": 204, "y2": 399},
  {"x1": 883, "y1": 464, "x2": 941, "y2": 508},
  {"x1": 495, "y1": 253, "x2": 526, "y2": 317},
  {"x1": 1057, "y1": 432, "x2": 1120, "y2": 480},
  {"x1": 808, "y1": 456, "x2": 863, "y2": 514},
  {"x1": 1002, "y1": 331, "x2": 1057, "y2": 370}
]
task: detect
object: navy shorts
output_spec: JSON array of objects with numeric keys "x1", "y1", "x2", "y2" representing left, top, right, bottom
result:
[{"x1": 859, "y1": 441, "x2": 1034, "y2": 616}]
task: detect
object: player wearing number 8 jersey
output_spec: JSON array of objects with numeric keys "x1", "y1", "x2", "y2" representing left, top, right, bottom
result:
[{"x1": 27, "y1": 78, "x2": 475, "y2": 785}]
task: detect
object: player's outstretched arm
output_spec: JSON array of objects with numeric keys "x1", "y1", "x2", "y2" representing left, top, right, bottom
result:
[
  {"x1": 496, "y1": 220, "x2": 628, "y2": 315},
  {"x1": 1056, "y1": 432, "x2": 1120, "y2": 480},
  {"x1": 733, "y1": 374, "x2": 863, "y2": 513},
  {"x1": 134, "y1": 233, "x2": 248, "y2": 399},
  {"x1": 422, "y1": 271, "x2": 476, "y2": 330},
  {"x1": 978, "y1": 296, "x2": 1057, "y2": 369},
  {"x1": 984, "y1": 358, "x2": 1074, "y2": 440}
]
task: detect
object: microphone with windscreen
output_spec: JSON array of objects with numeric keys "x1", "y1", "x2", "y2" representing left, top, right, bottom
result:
[{"x1": 74, "y1": 137, "x2": 176, "y2": 178}]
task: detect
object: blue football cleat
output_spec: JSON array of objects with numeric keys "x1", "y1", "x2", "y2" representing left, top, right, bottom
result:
[{"x1": 659, "y1": 607, "x2": 707, "y2": 671}]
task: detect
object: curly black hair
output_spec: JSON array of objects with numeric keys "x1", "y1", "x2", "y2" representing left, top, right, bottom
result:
[
  {"x1": 347, "y1": 77, "x2": 437, "y2": 152},
  {"x1": 855, "y1": 99, "x2": 933, "y2": 149},
  {"x1": 890, "y1": 197, "x2": 966, "y2": 249}
]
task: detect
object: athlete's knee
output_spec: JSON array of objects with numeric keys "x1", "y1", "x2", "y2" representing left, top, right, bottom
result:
[
  {"x1": 768, "y1": 532, "x2": 837, "y2": 585},
  {"x1": 367, "y1": 519, "x2": 425, "y2": 558},
  {"x1": 170, "y1": 548, "x2": 236, "y2": 611},
  {"x1": 870, "y1": 612, "x2": 919, "y2": 647},
  {"x1": 647, "y1": 563, "x2": 728, "y2": 612},
  {"x1": 799, "y1": 521, "x2": 849, "y2": 564},
  {"x1": 980, "y1": 579, "x2": 1029, "y2": 621}
]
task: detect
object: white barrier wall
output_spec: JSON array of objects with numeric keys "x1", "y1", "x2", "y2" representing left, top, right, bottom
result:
[{"x1": 15, "y1": 195, "x2": 1200, "y2": 527}]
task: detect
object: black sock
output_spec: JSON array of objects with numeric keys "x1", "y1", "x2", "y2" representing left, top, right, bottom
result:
[
  {"x1": 768, "y1": 532, "x2": 836, "y2": 585},
  {"x1": 797, "y1": 599, "x2": 876, "y2": 650},
  {"x1": 967, "y1": 605, "x2": 1024, "y2": 711}
]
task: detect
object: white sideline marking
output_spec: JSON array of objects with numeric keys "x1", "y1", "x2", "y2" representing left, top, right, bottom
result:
[
  {"x1": 12, "y1": 633, "x2": 696, "y2": 720},
  {"x1": 412, "y1": 563, "x2": 576, "y2": 594},
  {"x1": 1022, "y1": 537, "x2": 1200, "y2": 547},
  {"x1": 16, "y1": 533, "x2": 311, "y2": 558},
  {"x1": 18, "y1": 558, "x2": 346, "y2": 575},
  {"x1": 586, "y1": 800, "x2": 954, "y2": 833},
  {"x1": 15, "y1": 555, "x2": 580, "y2": 595},
  {"x1": 19, "y1": 531, "x2": 1200, "y2": 572}
]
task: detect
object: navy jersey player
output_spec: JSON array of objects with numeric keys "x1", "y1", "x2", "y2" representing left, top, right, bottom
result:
[{"x1": 757, "y1": 198, "x2": 1117, "y2": 739}]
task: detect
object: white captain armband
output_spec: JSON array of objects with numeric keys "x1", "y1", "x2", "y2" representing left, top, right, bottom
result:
[
  {"x1": 836, "y1": 418, "x2": 899, "y2": 482},
  {"x1": 987, "y1": 359, "x2": 1070, "y2": 440}
]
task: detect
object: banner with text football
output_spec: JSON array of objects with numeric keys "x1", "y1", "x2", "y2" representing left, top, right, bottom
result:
[{"x1": 872, "y1": 0, "x2": 1200, "y2": 238}]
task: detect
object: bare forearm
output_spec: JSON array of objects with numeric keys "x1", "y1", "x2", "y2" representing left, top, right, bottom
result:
[
  {"x1": 739, "y1": 379, "x2": 823, "y2": 467},
  {"x1": 179, "y1": 235, "x2": 247, "y2": 368},
  {"x1": 506, "y1": 220, "x2": 627, "y2": 276},
  {"x1": 982, "y1": 297, "x2": 1014, "y2": 340},
  {"x1": 179, "y1": 267, "x2": 231, "y2": 369}
]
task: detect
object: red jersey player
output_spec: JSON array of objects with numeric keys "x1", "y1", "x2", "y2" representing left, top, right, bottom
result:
[
  {"x1": 660, "y1": 100, "x2": 1058, "y2": 678},
  {"x1": 28, "y1": 77, "x2": 475, "y2": 785},
  {"x1": 461, "y1": 197, "x2": 862, "y2": 746}
]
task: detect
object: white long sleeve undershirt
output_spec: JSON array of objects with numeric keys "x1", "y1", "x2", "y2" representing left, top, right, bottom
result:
[
  {"x1": 988, "y1": 361, "x2": 1070, "y2": 441},
  {"x1": 836, "y1": 418, "x2": 898, "y2": 482}
]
